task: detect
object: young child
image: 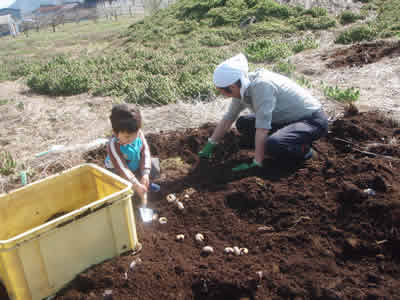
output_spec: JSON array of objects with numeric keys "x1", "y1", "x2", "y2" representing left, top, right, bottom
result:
[{"x1": 105, "y1": 104, "x2": 160, "y2": 206}]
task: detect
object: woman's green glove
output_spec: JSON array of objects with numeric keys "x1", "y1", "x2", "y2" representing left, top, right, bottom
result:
[
  {"x1": 232, "y1": 160, "x2": 262, "y2": 172},
  {"x1": 198, "y1": 141, "x2": 216, "y2": 159}
]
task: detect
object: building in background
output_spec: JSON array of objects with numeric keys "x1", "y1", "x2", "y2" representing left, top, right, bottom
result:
[
  {"x1": 0, "y1": 8, "x2": 21, "y2": 19},
  {"x1": 0, "y1": 14, "x2": 19, "y2": 36}
]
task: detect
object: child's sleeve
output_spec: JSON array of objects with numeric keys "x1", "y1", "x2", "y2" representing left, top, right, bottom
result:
[
  {"x1": 107, "y1": 138, "x2": 140, "y2": 185},
  {"x1": 139, "y1": 130, "x2": 152, "y2": 176}
]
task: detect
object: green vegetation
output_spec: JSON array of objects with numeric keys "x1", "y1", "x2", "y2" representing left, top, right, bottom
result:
[
  {"x1": 291, "y1": 38, "x2": 319, "y2": 53},
  {"x1": 336, "y1": 0, "x2": 400, "y2": 44},
  {"x1": 0, "y1": 151, "x2": 16, "y2": 176},
  {"x1": 0, "y1": 99, "x2": 9, "y2": 106},
  {"x1": 0, "y1": 1, "x2": 335, "y2": 103},
  {"x1": 272, "y1": 60, "x2": 296, "y2": 77},
  {"x1": 322, "y1": 83, "x2": 360, "y2": 102},
  {"x1": 339, "y1": 10, "x2": 363, "y2": 25},
  {"x1": 245, "y1": 37, "x2": 318, "y2": 63},
  {"x1": 1, "y1": 0, "x2": 399, "y2": 103},
  {"x1": 335, "y1": 25, "x2": 377, "y2": 44},
  {"x1": 246, "y1": 39, "x2": 292, "y2": 63},
  {"x1": 295, "y1": 75, "x2": 312, "y2": 89}
]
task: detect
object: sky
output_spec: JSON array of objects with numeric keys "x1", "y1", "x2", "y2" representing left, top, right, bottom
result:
[{"x1": 0, "y1": 0, "x2": 16, "y2": 9}]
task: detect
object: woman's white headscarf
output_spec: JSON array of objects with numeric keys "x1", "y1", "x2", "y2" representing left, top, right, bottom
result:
[{"x1": 213, "y1": 53, "x2": 251, "y2": 99}]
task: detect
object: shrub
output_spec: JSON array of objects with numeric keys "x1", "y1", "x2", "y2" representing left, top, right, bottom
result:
[
  {"x1": 200, "y1": 33, "x2": 227, "y2": 46},
  {"x1": 143, "y1": 55, "x2": 174, "y2": 75},
  {"x1": 177, "y1": 19, "x2": 199, "y2": 34},
  {"x1": 27, "y1": 56, "x2": 90, "y2": 96},
  {"x1": 251, "y1": 0, "x2": 294, "y2": 21},
  {"x1": 292, "y1": 38, "x2": 318, "y2": 53},
  {"x1": 178, "y1": 0, "x2": 225, "y2": 20},
  {"x1": 214, "y1": 27, "x2": 243, "y2": 41},
  {"x1": 144, "y1": 75, "x2": 177, "y2": 105},
  {"x1": 207, "y1": 0, "x2": 247, "y2": 26},
  {"x1": 339, "y1": 11, "x2": 362, "y2": 25},
  {"x1": 177, "y1": 71, "x2": 214, "y2": 99},
  {"x1": 335, "y1": 25, "x2": 377, "y2": 44},
  {"x1": 292, "y1": 15, "x2": 336, "y2": 30},
  {"x1": 245, "y1": 39, "x2": 292, "y2": 62},
  {"x1": 303, "y1": 7, "x2": 327, "y2": 17}
]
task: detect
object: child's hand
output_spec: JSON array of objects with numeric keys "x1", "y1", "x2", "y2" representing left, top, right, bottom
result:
[
  {"x1": 133, "y1": 182, "x2": 148, "y2": 200},
  {"x1": 141, "y1": 174, "x2": 150, "y2": 188}
]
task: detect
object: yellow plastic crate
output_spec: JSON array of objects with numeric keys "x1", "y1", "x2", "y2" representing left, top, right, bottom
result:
[{"x1": 0, "y1": 163, "x2": 139, "y2": 300}]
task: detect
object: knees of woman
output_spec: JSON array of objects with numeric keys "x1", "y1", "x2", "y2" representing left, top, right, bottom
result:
[
  {"x1": 265, "y1": 135, "x2": 282, "y2": 157},
  {"x1": 266, "y1": 136, "x2": 310, "y2": 160}
]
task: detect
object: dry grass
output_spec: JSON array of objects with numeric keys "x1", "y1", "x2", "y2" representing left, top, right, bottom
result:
[{"x1": 0, "y1": 86, "x2": 230, "y2": 193}]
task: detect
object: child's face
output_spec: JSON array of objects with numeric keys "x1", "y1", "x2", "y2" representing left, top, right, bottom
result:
[{"x1": 115, "y1": 131, "x2": 138, "y2": 145}]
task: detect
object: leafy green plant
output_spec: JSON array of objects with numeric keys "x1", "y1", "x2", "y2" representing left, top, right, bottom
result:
[
  {"x1": 250, "y1": 0, "x2": 294, "y2": 21},
  {"x1": 291, "y1": 38, "x2": 319, "y2": 53},
  {"x1": 272, "y1": 60, "x2": 295, "y2": 76},
  {"x1": 322, "y1": 83, "x2": 360, "y2": 102},
  {"x1": 177, "y1": 71, "x2": 213, "y2": 99},
  {"x1": 27, "y1": 56, "x2": 91, "y2": 96},
  {"x1": 296, "y1": 75, "x2": 312, "y2": 88},
  {"x1": 0, "y1": 151, "x2": 17, "y2": 176},
  {"x1": 0, "y1": 99, "x2": 8, "y2": 105},
  {"x1": 303, "y1": 7, "x2": 327, "y2": 17},
  {"x1": 245, "y1": 39, "x2": 292, "y2": 62},
  {"x1": 335, "y1": 25, "x2": 377, "y2": 44},
  {"x1": 339, "y1": 10, "x2": 363, "y2": 25},
  {"x1": 292, "y1": 15, "x2": 336, "y2": 30},
  {"x1": 200, "y1": 33, "x2": 227, "y2": 47},
  {"x1": 207, "y1": 0, "x2": 247, "y2": 26}
]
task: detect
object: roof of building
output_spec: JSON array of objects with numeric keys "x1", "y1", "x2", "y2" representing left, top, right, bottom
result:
[
  {"x1": 0, "y1": 15, "x2": 11, "y2": 25},
  {"x1": 0, "y1": 8, "x2": 19, "y2": 11},
  {"x1": 60, "y1": 3, "x2": 80, "y2": 11},
  {"x1": 33, "y1": 5, "x2": 63, "y2": 15}
]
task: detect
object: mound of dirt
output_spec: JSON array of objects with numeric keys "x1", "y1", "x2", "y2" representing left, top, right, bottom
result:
[
  {"x1": 2, "y1": 111, "x2": 399, "y2": 300},
  {"x1": 324, "y1": 40, "x2": 400, "y2": 69}
]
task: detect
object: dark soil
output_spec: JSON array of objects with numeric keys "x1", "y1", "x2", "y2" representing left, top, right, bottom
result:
[
  {"x1": 1, "y1": 111, "x2": 400, "y2": 300},
  {"x1": 323, "y1": 40, "x2": 400, "y2": 68}
]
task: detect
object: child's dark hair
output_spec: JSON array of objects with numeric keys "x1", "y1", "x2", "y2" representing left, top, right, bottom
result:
[
  {"x1": 219, "y1": 79, "x2": 242, "y2": 93},
  {"x1": 110, "y1": 104, "x2": 142, "y2": 133}
]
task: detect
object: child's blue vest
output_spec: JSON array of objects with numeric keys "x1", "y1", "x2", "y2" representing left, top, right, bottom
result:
[{"x1": 105, "y1": 136, "x2": 143, "y2": 172}]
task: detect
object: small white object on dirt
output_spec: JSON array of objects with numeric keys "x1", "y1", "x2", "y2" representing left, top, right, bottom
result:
[
  {"x1": 152, "y1": 213, "x2": 159, "y2": 221},
  {"x1": 202, "y1": 246, "x2": 214, "y2": 254},
  {"x1": 233, "y1": 246, "x2": 241, "y2": 256},
  {"x1": 363, "y1": 188, "x2": 376, "y2": 196},
  {"x1": 240, "y1": 248, "x2": 249, "y2": 255},
  {"x1": 129, "y1": 258, "x2": 142, "y2": 270},
  {"x1": 176, "y1": 234, "x2": 185, "y2": 241},
  {"x1": 129, "y1": 261, "x2": 137, "y2": 270},
  {"x1": 195, "y1": 233, "x2": 204, "y2": 242},
  {"x1": 256, "y1": 271, "x2": 263, "y2": 280},
  {"x1": 102, "y1": 289, "x2": 113, "y2": 300},
  {"x1": 184, "y1": 194, "x2": 190, "y2": 199},
  {"x1": 166, "y1": 193, "x2": 177, "y2": 203},
  {"x1": 176, "y1": 201, "x2": 184, "y2": 210},
  {"x1": 224, "y1": 247, "x2": 234, "y2": 254},
  {"x1": 257, "y1": 225, "x2": 274, "y2": 232},
  {"x1": 158, "y1": 217, "x2": 168, "y2": 224}
]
